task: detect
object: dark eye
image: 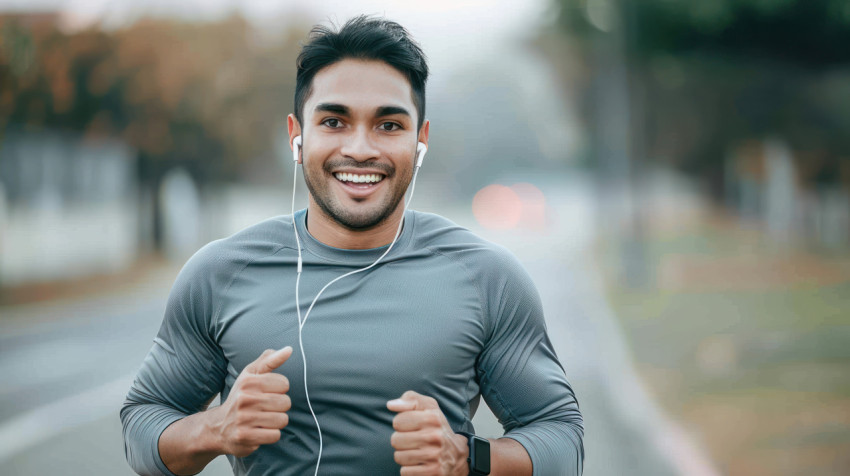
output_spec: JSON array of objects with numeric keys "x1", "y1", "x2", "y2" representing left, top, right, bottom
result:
[
  {"x1": 380, "y1": 122, "x2": 401, "y2": 131},
  {"x1": 322, "y1": 118, "x2": 342, "y2": 128}
]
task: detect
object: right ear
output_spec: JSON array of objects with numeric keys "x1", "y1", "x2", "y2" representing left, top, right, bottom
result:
[{"x1": 287, "y1": 114, "x2": 303, "y2": 164}]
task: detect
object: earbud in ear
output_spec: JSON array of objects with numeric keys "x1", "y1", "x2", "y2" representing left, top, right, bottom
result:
[
  {"x1": 292, "y1": 136, "x2": 302, "y2": 163},
  {"x1": 415, "y1": 142, "x2": 427, "y2": 168}
]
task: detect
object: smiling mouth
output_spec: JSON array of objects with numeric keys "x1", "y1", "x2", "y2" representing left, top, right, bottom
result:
[{"x1": 333, "y1": 172, "x2": 385, "y2": 188}]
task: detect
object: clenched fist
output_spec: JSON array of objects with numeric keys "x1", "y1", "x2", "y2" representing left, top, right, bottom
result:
[
  {"x1": 387, "y1": 390, "x2": 469, "y2": 476},
  {"x1": 210, "y1": 346, "x2": 293, "y2": 457}
]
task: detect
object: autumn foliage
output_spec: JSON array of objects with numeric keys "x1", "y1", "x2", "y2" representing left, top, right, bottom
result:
[{"x1": 0, "y1": 12, "x2": 305, "y2": 183}]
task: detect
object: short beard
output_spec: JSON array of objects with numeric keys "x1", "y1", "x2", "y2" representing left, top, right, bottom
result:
[{"x1": 302, "y1": 158, "x2": 411, "y2": 231}]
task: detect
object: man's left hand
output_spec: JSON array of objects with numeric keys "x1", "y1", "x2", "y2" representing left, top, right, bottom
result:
[{"x1": 387, "y1": 390, "x2": 469, "y2": 476}]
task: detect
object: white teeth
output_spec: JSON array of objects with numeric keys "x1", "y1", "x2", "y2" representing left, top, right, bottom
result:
[{"x1": 334, "y1": 173, "x2": 383, "y2": 184}]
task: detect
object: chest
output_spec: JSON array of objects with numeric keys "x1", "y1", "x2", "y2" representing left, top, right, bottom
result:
[{"x1": 214, "y1": 256, "x2": 487, "y2": 403}]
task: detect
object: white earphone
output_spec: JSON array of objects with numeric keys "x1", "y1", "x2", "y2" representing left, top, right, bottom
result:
[
  {"x1": 415, "y1": 141, "x2": 427, "y2": 168},
  {"x1": 292, "y1": 136, "x2": 302, "y2": 163},
  {"x1": 288, "y1": 134, "x2": 426, "y2": 476}
]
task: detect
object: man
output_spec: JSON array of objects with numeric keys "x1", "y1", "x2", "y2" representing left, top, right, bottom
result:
[{"x1": 122, "y1": 15, "x2": 584, "y2": 476}]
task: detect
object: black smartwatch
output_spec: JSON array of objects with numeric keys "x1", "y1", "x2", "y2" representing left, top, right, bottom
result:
[{"x1": 457, "y1": 431, "x2": 490, "y2": 475}]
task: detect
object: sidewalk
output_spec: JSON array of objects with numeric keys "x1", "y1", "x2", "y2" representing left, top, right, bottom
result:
[{"x1": 0, "y1": 254, "x2": 176, "y2": 307}]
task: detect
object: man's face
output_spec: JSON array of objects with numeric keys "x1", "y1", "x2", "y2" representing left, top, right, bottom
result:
[{"x1": 293, "y1": 59, "x2": 427, "y2": 231}]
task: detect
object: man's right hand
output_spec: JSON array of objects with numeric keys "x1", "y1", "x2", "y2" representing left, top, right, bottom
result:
[
  {"x1": 158, "y1": 346, "x2": 293, "y2": 475},
  {"x1": 210, "y1": 346, "x2": 293, "y2": 457}
]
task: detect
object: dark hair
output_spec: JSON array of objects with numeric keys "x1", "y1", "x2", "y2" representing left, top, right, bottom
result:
[{"x1": 294, "y1": 15, "x2": 429, "y2": 130}]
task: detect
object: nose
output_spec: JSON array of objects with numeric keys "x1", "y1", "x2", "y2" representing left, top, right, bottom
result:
[{"x1": 339, "y1": 128, "x2": 380, "y2": 162}]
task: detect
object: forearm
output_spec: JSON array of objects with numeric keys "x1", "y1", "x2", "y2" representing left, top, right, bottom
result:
[
  {"x1": 504, "y1": 419, "x2": 585, "y2": 476},
  {"x1": 158, "y1": 406, "x2": 224, "y2": 476},
  {"x1": 490, "y1": 437, "x2": 533, "y2": 476}
]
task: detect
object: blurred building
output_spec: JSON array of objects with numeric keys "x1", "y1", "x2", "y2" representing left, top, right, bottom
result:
[{"x1": 0, "y1": 130, "x2": 138, "y2": 285}]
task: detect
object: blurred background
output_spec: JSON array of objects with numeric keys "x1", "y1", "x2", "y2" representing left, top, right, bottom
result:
[{"x1": 1, "y1": 0, "x2": 849, "y2": 475}]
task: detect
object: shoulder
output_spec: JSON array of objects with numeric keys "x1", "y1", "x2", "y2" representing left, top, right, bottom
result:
[
  {"x1": 176, "y1": 215, "x2": 294, "y2": 290},
  {"x1": 410, "y1": 211, "x2": 536, "y2": 307},
  {"x1": 211, "y1": 214, "x2": 294, "y2": 258},
  {"x1": 411, "y1": 210, "x2": 527, "y2": 277},
  {"x1": 410, "y1": 211, "x2": 542, "y2": 334}
]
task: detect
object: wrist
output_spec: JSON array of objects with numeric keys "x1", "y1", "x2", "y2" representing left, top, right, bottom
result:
[
  {"x1": 452, "y1": 433, "x2": 470, "y2": 475},
  {"x1": 456, "y1": 431, "x2": 490, "y2": 475},
  {"x1": 159, "y1": 408, "x2": 226, "y2": 476},
  {"x1": 197, "y1": 405, "x2": 227, "y2": 456}
]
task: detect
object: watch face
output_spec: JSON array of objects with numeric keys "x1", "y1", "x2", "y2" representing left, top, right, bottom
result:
[{"x1": 472, "y1": 437, "x2": 490, "y2": 473}]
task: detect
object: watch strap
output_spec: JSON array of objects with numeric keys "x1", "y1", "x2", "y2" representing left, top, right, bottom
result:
[{"x1": 456, "y1": 431, "x2": 490, "y2": 475}]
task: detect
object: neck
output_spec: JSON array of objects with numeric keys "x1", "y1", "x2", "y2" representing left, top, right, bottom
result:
[{"x1": 304, "y1": 200, "x2": 406, "y2": 250}]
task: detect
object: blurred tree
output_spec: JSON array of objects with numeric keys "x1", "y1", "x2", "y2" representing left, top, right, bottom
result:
[
  {"x1": 546, "y1": 0, "x2": 850, "y2": 198},
  {"x1": 559, "y1": 0, "x2": 850, "y2": 67},
  {"x1": 0, "y1": 12, "x2": 305, "y2": 249}
]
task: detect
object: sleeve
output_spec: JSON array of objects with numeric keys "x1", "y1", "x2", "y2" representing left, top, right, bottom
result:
[
  {"x1": 476, "y1": 250, "x2": 584, "y2": 476},
  {"x1": 120, "y1": 244, "x2": 229, "y2": 476}
]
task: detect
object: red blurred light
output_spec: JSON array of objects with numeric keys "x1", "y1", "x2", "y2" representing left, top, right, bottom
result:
[{"x1": 472, "y1": 184, "x2": 523, "y2": 230}]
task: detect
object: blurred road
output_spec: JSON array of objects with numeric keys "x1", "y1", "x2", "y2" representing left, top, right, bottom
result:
[
  {"x1": 0, "y1": 268, "x2": 191, "y2": 474},
  {"x1": 0, "y1": 173, "x2": 718, "y2": 475}
]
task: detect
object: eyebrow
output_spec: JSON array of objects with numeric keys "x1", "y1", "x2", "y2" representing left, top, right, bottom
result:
[
  {"x1": 315, "y1": 103, "x2": 350, "y2": 115},
  {"x1": 375, "y1": 106, "x2": 411, "y2": 118},
  {"x1": 314, "y1": 103, "x2": 411, "y2": 119}
]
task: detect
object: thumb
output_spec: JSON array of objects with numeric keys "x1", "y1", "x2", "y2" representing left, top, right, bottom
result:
[
  {"x1": 247, "y1": 346, "x2": 293, "y2": 375},
  {"x1": 387, "y1": 390, "x2": 432, "y2": 412}
]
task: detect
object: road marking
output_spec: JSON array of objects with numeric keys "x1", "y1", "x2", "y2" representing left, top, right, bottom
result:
[{"x1": 0, "y1": 373, "x2": 135, "y2": 461}]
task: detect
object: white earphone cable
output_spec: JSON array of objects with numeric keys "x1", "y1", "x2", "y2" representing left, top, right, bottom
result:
[
  {"x1": 291, "y1": 157, "x2": 322, "y2": 475},
  {"x1": 291, "y1": 144, "x2": 422, "y2": 476}
]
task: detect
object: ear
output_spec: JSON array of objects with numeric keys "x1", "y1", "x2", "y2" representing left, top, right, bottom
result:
[
  {"x1": 287, "y1": 114, "x2": 303, "y2": 164},
  {"x1": 414, "y1": 120, "x2": 430, "y2": 167},
  {"x1": 417, "y1": 119, "x2": 430, "y2": 150}
]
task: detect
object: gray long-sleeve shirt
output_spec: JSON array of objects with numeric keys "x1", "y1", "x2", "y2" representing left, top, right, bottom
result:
[{"x1": 121, "y1": 209, "x2": 584, "y2": 476}]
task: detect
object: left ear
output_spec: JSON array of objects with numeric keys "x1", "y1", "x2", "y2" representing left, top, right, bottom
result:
[{"x1": 417, "y1": 120, "x2": 430, "y2": 149}]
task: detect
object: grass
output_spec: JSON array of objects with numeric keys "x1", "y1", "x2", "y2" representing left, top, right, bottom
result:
[{"x1": 596, "y1": 213, "x2": 850, "y2": 476}]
